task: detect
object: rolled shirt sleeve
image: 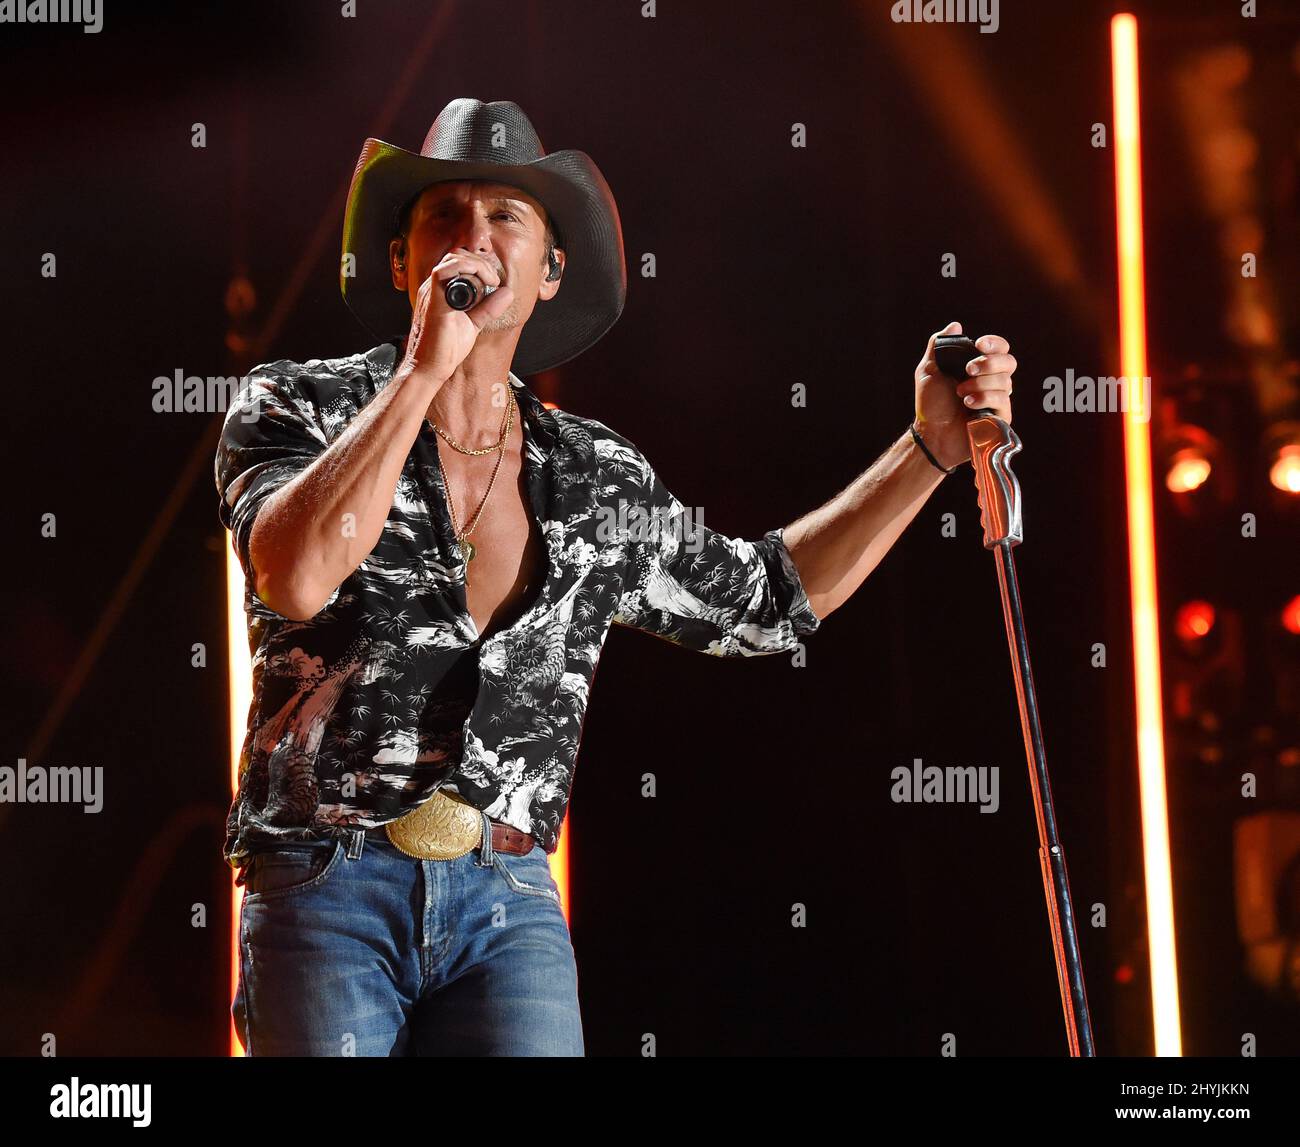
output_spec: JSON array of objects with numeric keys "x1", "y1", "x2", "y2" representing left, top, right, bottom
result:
[
  {"x1": 611, "y1": 455, "x2": 821, "y2": 656},
  {"x1": 214, "y1": 363, "x2": 336, "y2": 612}
]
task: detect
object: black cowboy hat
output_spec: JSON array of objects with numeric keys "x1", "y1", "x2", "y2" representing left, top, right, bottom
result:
[{"x1": 340, "y1": 97, "x2": 627, "y2": 376}]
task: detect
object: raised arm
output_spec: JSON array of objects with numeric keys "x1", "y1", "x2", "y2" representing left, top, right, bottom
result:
[
  {"x1": 217, "y1": 250, "x2": 515, "y2": 621},
  {"x1": 609, "y1": 450, "x2": 821, "y2": 658},
  {"x1": 223, "y1": 362, "x2": 435, "y2": 621},
  {"x1": 780, "y1": 322, "x2": 1017, "y2": 620}
]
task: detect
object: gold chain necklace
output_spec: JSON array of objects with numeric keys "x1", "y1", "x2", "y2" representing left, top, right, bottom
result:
[
  {"x1": 437, "y1": 391, "x2": 516, "y2": 579},
  {"x1": 427, "y1": 387, "x2": 515, "y2": 456}
]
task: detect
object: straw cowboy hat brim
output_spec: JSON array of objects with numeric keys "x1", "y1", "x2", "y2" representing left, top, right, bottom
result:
[{"x1": 340, "y1": 99, "x2": 627, "y2": 376}]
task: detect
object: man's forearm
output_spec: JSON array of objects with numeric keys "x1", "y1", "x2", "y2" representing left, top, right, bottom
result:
[
  {"x1": 248, "y1": 365, "x2": 438, "y2": 620},
  {"x1": 780, "y1": 428, "x2": 947, "y2": 621}
]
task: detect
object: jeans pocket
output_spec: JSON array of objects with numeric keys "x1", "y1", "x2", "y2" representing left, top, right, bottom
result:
[
  {"x1": 243, "y1": 841, "x2": 341, "y2": 901},
  {"x1": 491, "y1": 845, "x2": 560, "y2": 901}
]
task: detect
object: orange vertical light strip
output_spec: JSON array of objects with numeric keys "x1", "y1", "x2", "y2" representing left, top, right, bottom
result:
[
  {"x1": 1111, "y1": 12, "x2": 1183, "y2": 1056},
  {"x1": 553, "y1": 820, "x2": 570, "y2": 928},
  {"x1": 227, "y1": 546, "x2": 253, "y2": 1057},
  {"x1": 539, "y1": 400, "x2": 571, "y2": 923}
]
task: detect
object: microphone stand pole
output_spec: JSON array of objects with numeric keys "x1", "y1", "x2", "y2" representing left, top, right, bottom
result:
[{"x1": 962, "y1": 405, "x2": 1096, "y2": 1057}]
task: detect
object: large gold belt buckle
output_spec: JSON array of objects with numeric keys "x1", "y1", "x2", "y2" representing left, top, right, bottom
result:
[{"x1": 385, "y1": 789, "x2": 483, "y2": 860}]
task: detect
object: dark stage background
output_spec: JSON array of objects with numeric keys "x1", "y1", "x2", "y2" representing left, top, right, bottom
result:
[{"x1": 2, "y1": 0, "x2": 1296, "y2": 1057}]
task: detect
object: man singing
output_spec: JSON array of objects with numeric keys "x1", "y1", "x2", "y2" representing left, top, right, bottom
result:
[{"x1": 218, "y1": 98, "x2": 1015, "y2": 1056}]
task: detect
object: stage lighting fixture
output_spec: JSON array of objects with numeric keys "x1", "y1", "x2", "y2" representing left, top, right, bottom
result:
[
  {"x1": 1166, "y1": 448, "x2": 1212, "y2": 493},
  {"x1": 1282, "y1": 595, "x2": 1300, "y2": 637},
  {"x1": 1161, "y1": 424, "x2": 1220, "y2": 495},
  {"x1": 1267, "y1": 440, "x2": 1300, "y2": 494},
  {"x1": 1174, "y1": 600, "x2": 1217, "y2": 642},
  {"x1": 1260, "y1": 419, "x2": 1300, "y2": 493}
]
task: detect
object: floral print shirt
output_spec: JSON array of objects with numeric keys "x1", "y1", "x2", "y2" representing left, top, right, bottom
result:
[{"x1": 214, "y1": 339, "x2": 821, "y2": 868}]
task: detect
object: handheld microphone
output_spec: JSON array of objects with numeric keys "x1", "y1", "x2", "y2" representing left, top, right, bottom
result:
[{"x1": 444, "y1": 274, "x2": 497, "y2": 311}]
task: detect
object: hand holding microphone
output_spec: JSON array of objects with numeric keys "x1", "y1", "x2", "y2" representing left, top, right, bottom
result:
[
  {"x1": 430, "y1": 247, "x2": 506, "y2": 312},
  {"x1": 398, "y1": 249, "x2": 514, "y2": 387}
]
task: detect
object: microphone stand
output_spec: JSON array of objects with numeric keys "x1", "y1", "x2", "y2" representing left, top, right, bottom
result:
[{"x1": 938, "y1": 336, "x2": 1095, "y2": 1056}]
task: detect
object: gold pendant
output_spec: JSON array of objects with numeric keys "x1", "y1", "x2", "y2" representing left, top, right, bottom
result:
[{"x1": 463, "y1": 538, "x2": 476, "y2": 563}]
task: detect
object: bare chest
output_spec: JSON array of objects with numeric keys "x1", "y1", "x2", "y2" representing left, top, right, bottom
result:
[{"x1": 437, "y1": 447, "x2": 546, "y2": 641}]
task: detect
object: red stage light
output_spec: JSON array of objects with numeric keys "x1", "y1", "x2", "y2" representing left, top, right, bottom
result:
[
  {"x1": 1175, "y1": 600, "x2": 1216, "y2": 641},
  {"x1": 1282, "y1": 595, "x2": 1300, "y2": 636}
]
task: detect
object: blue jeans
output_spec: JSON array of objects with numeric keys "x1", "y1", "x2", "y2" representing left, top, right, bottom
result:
[{"x1": 231, "y1": 813, "x2": 584, "y2": 1056}]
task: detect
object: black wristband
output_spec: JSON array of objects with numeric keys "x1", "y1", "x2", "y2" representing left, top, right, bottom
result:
[{"x1": 909, "y1": 423, "x2": 957, "y2": 475}]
